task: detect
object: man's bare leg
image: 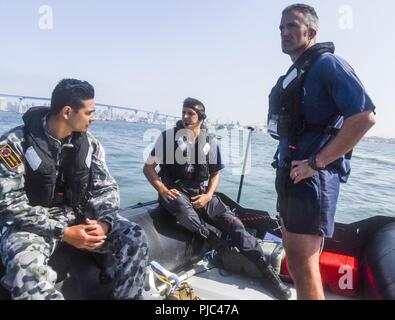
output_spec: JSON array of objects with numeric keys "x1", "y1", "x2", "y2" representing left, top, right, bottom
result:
[{"x1": 283, "y1": 229, "x2": 324, "y2": 300}]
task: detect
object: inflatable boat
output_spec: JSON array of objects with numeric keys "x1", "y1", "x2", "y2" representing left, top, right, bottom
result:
[{"x1": 0, "y1": 193, "x2": 394, "y2": 300}]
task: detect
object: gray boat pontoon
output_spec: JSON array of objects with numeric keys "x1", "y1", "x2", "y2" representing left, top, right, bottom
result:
[{"x1": 1, "y1": 193, "x2": 394, "y2": 300}]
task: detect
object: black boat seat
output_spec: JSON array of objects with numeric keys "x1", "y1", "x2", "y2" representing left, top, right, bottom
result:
[{"x1": 363, "y1": 222, "x2": 395, "y2": 300}]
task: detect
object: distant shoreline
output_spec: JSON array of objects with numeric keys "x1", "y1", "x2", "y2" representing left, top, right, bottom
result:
[
  {"x1": 1, "y1": 110, "x2": 394, "y2": 143},
  {"x1": 362, "y1": 136, "x2": 395, "y2": 144}
]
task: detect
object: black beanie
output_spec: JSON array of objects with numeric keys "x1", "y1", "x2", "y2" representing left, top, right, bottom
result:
[{"x1": 183, "y1": 97, "x2": 206, "y2": 120}]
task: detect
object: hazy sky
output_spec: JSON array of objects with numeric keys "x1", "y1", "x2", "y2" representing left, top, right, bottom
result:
[{"x1": 1, "y1": 0, "x2": 394, "y2": 137}]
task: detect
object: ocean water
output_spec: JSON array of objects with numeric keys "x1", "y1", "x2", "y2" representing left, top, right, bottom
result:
[{"x1": 1, "y1": 111, "x2": 394, "y2": 224}]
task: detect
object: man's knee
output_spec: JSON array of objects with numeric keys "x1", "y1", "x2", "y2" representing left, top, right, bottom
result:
[
  {"x1": 106, "y1": 221, "x2": 148, "y2": 289},
  {"x1": 128, "y1": 223, "x2": 149, "y2": 255},
  {"x1": 2, "y1": 249, "x2": 57, "y2": 298},
  {"x1": 1, "y1": 232, "x2": 49, "y2": 265},
  {"x1": 162, "y1": 193, "x2": 192, "y2": 213},
  {"x1": 215, "y1": 213, "x2": 245, "y2": 235},
  {"x1": 160, "y1": 196, "x2": 202, "y2": 233},
  {"x1": 176, "y1": 212, "x2": 203, "y2": 234},
  {"x1": 112, "y1": 219, "x2": 148, "y2": 246},
  {"x1": 11, "y1": 250, "x2": 44, "y2": 268},
  {"x1": 168, "y1": 202, "x2": 202, "y2": 233},
  {"x1": 284, "y1": 232, "x2": 322, "y2": 276},
  {"x1": 287, "y1": 253, "x2": 320, "y2": 273}
]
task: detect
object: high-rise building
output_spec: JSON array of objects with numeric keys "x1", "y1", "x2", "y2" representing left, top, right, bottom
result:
[{"x1": 0, "y1": 97, "x2": 6, "y2": 111}]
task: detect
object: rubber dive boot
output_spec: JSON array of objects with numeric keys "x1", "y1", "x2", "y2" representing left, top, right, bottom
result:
[{"x1": 257, "y1": 257, "x2": 292, "y2": 300}]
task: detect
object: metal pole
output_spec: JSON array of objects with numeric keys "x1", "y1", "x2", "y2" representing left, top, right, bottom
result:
[{"x1": 237, "y1": 126, "x2": 254, "y2": 203}]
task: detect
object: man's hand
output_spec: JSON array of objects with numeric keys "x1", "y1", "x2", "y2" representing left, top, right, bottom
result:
[
  {"x1": 290, "y1": 160, "x2": 318, "y2": 184},
  {"x1": 85, "y1": 218, "x2": 110, "y2": 236},
  {"x1": 63, "y1": 224, "x2": 107, "y2": 250},
  {"x1": 159, "y1": 188, "x2": 181, "y2": 203},
  {"x1": 191, "y1": 194, "x2": 212, "y2": 209}
]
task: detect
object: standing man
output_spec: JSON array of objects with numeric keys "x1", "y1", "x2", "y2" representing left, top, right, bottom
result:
[
  {"x1": 0, "y1": 79, "x2": 148, "y2": 300},
  {"x1": 144, "y1": 98, "x2": 291, "y2": 300},
  {"x1": 268, "y1": 4, "x2": 376, "y2": 299}
]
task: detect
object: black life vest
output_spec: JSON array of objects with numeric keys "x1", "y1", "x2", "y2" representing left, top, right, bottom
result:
[
  {"x1": 268, "y1": 42, "x2": 338, "y2": 141},
  {"x1": 22, "y1": 107, "x2": 91, "y2": 209},
  {"x1": 267, "y1": 42, "x2": 352, "y2": 167},
  {"x1": 159, "y1": 121, "x2": 211, "y2": 184}
]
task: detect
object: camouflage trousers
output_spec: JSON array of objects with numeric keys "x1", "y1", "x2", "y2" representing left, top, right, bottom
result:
[{"x1": 0, "y1": 215, "x2": 149, "y2": 300}]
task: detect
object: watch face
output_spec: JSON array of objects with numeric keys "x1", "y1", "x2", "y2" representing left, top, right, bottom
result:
[
  {"x1": 54, "y1": 226, "x2": 64, "y2": 238},
  {"x1": 309, "y1": 156, "x2": 323, "y2": 171},
  {"x1": 308, "y1": 156, "x2": 317, "y2": 170}
]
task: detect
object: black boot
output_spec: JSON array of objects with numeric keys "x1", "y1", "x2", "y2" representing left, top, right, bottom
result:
[
  {"x1": 257, "y1": 257, "x2": 292, "y2": 300},
  {"x1": 199, "y1": 225, "x2": 232, "y2": 255}
]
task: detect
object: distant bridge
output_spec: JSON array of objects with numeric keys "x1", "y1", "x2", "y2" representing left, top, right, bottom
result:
[{"x1": 0, "y1": 93, "x2": 180, "y2": 122}]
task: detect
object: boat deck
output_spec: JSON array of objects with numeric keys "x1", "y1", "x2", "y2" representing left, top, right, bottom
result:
[{"x1": 178, "y1": 260, "x2": 354, "y2": 300}]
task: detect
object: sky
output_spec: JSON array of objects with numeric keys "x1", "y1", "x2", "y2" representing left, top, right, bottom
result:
[{"x1": 0, "y1": 0, "x2": 394, "y2": 137}]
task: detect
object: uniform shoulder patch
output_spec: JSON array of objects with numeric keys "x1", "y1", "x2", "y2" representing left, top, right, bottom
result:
[{"x1": 0, "y1": 144, "x2": 22, "y2": 171}]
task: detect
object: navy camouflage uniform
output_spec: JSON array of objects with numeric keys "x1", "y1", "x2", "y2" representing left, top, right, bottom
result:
[{"x1": 0, "y1": 122, "x2": 148, "y2": 300}]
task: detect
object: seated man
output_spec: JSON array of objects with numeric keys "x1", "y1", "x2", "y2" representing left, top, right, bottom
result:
[
  {"x1": 144, "y1": 97, "x2": 291, "y2": 300},
  {"x1": 0, "y1": 79, "x2": 148, "y2": 300}
]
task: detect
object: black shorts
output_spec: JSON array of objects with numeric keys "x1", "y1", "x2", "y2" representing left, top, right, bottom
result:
[{"x1": 275, "y1": 167, "x2": 340, "y2": 238}]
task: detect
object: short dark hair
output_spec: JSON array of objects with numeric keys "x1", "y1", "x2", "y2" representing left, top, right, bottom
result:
[
  {"x1": 50, "y1": 79, "x2": 95, "y2": 114},
  {"x1": 282, "y1": 4, "x2": 319, "y2": 30}
]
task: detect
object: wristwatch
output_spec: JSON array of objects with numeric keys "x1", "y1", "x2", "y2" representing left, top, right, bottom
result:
[
  {"x1": 308, "y1": 155, "x2": 325, "y2": 171},
  {"x1": 53, "y1": 224, "x2": 65, "y2": 241}
]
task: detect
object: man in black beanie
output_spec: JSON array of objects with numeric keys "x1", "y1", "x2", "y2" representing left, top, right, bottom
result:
[{"x1": 144, "y1": 97, "x2": 291, "y2": 300}]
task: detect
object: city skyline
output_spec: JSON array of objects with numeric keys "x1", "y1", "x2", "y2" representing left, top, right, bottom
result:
[{"x1": 0, "y1": 95, "x2": 251, "y2": 131}]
